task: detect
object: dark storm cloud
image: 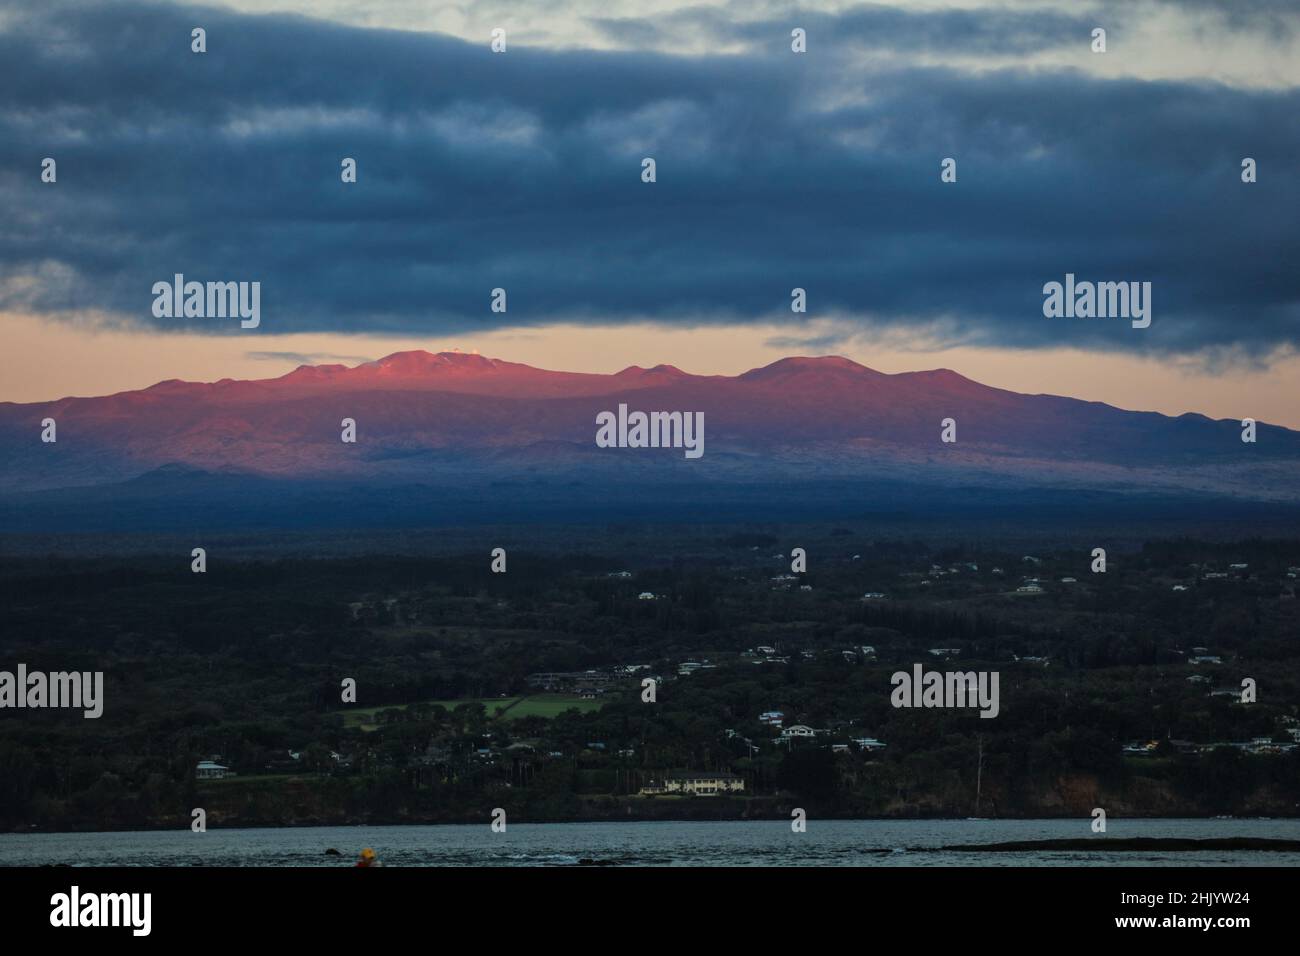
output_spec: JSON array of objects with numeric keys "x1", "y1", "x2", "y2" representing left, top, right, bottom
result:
[
  {"x1": 0, "y1": 0, "x2": 1296, "y2": 357},
  {"x1": 592, "y1": 3, "x2": 1095, "y2": 56}
]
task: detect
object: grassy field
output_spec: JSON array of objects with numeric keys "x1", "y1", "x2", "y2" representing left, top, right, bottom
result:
[
  {"x1": 504, "y1": 695, "x2": 605, "y2": 719},
  {"x1": 339, "y1": 693, "x2": 605, "y2": 730}
]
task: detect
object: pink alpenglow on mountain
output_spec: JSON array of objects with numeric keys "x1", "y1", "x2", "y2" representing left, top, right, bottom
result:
[{"x1": 1, "y1": 352, "x2": 1296, "y2": 501}]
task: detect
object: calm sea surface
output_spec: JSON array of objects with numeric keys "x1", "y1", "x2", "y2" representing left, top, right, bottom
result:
[{"x1": 2, "y1": 818, "x2": 1298, "y2": 866}]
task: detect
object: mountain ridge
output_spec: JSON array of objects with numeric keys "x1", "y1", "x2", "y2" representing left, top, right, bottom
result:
[{"x1": 1, "y1": 351, "x2": 1296, "y2": 504}]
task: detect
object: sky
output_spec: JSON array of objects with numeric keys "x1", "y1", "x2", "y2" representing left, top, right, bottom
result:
[{"x1": 1, "y1": 0, "x2": 1297, "y2": 425}]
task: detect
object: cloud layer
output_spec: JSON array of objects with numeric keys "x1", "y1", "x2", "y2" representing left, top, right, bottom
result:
[{"x1": 0, "y1": 0, "x2": 1297, "y2": 357}]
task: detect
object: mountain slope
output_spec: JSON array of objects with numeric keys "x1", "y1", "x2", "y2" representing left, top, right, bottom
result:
[{"x1": 0, "y1": 352, "x2": 1295, "y2": 503}]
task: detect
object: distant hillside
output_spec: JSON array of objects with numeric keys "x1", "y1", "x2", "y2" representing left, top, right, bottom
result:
[{"x1": 0, "y1": 352, "x2": 1296, "y2": 530}]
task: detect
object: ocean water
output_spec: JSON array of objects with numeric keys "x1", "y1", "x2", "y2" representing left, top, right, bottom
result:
[{"x1": 2, "y1": 818, "x2": 1298, "y2": 867}]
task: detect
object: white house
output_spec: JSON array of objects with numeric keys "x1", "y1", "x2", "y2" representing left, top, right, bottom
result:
[
  {"x1": 640, "y1": 773, "x2": 745, "y2": 796},
  {"x1": 195, "y1": 760, "x2": 232, "y2": 780},
  {"x1": 779, "y1": 725, "x2": 817, "y2": 744}
]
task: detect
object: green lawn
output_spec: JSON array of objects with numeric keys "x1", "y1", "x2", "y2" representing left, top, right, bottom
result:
[
  {"x1": 504, "y1": 695, "x2": 605, "y2": 719},
  {"x1": 339, "y1": 693, "x2": 604, "y2": 730}
]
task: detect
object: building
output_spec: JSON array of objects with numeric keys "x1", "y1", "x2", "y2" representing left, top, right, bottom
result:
[
  {"x1": 195, "y1": 760, "x2": 232, "y2": 780},
  {"x1": 778, "y1": 725, "x2": 818, "y2": 745},
  {"x1": 852, "y1": 737, "x2": 887, "y2": 751},
  {"x1": 1122, "y1": 741, "x2": 1159, "y2": 756},
  {"x1": 640, "y1": 772, "x2": 745, "y2": 796}
]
